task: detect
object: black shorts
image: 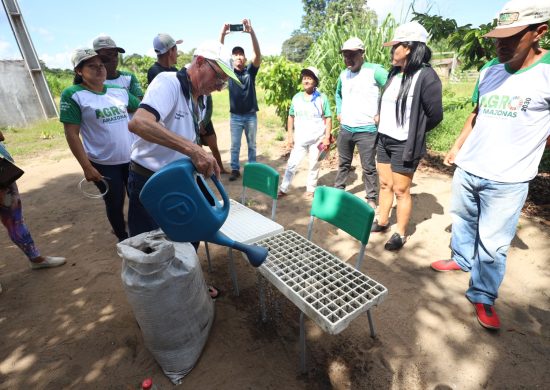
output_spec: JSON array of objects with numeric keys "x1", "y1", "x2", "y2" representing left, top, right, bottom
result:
[{"x1": 376, "y1": 133, "x2": 420, "y2": 173}]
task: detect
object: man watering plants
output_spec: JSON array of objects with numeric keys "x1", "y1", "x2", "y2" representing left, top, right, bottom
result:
[{"x1": 127, "y1": 41, "x2": 241, "y2": 238}]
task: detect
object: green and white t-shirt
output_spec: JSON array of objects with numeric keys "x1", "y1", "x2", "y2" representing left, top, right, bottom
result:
[
  {"x1": 59, "y1": 84, "x2": 139, "y2": 165},
  {"x1": 105, "y1": 70, "x2": 144, "y2": 99},
  {"x1": 335, "y1": 62, "x2": 388, "y2": 132},
  {"x1": 289, "y1": 90, "x2": 331, "y2": 145},
  {"x1": 456, "y1": 52, "x2": 550, "y2": 183}
]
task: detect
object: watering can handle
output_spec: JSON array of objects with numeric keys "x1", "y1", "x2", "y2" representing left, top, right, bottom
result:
[{"x1": 210, "y1": 174, "x2": 230, "y2": 214}]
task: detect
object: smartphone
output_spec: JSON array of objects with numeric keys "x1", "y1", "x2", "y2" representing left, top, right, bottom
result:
[{"x1": 229, "y1": 24, "x2": 244, "y2": 32}]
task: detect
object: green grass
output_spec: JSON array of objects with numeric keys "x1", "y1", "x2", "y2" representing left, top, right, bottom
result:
[
  {"x1": 211, "y1": 87, "x2": 285, "y2": 134},
  {"x1": 427, "y1": 105, "x2": 471, "y2": 152},
  {"x1": 1, "y1": 119, "x2": 67, "y2": 159},
  {"x1": 442, "y1": 80, "x2": 475, "y2": 98},
  {"x1": 211, "y1": 90, "x2": 230, "y2": 122}
]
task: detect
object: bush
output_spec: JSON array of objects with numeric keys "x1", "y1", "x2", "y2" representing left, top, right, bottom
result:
[
  {"x1": 256, "y1": 56, "x2": 302, "y2": 126},
  {"x1": 45, "y1": 69, "x2": 73, "y2": 97}
]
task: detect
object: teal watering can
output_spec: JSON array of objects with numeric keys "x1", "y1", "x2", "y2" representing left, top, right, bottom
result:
[{"x1": 139, "y1": 157, "x2": 268, "y2": 267}]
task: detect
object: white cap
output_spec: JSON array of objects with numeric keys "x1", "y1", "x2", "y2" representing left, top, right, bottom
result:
[
  {"x1": 383, "y1": 22, "x2": 429, "y2": 46},
  {"x1": 193, "y1": 40, "x2": 242, "y2": 86},
  {"x1": 92, "y1": 35, "x2": 125, "y2": 53},
  {"x1": 341, "y1": 37, "x2": 365, "y2": 52},
  {"x1": 153, "y1": 33, "x2": 183, "y2": 55},
  {"x1": 301, "y1": 66, "x2": 320, "y2": 82},
  {"x1": 71, "y1": 48, "x2": 100, "y2": 68},
  {"x1": 484, "y1": 0, "x2": 550, "y2": 38}
]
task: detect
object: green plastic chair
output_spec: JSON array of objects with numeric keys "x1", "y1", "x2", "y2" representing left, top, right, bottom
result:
[
  {"x1": 307, "y1": 186, "x2": 374, "y2": 270},
  {"x1": 241, "y1": 162, "x2": 280, "y2": 220},
  {"x1": 205, "y1": 162, "x2": 280, "y2": 296},
  {"x1": 299, "y1": 186, "x2": 376, "y2": 371}
]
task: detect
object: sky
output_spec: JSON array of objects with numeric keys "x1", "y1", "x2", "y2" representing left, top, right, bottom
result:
[{"x1": 0, "y1": 0, "x2": 510, "y2": 70}]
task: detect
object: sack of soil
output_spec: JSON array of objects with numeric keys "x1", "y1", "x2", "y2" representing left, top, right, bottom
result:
[{"x1": 117, "y1": 230, "x2": 214, "y2": 384}]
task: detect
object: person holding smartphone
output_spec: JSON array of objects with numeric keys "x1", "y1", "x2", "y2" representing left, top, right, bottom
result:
[{"x1": 219, "y1": 19, "x2": 262, "y2": 182}]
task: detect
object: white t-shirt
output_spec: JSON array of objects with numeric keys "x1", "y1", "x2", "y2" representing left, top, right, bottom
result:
[
  {"x1": 378, "y1": 71, "x2": 421, "y2": 141},
  {"x1": 289, "y1": 91, "x2": 332, "y2": 145},
  {"x1": 59, "y1": 84, "x2": 139, "y2": 165},
  {"x1": 456, "y1": 53, "x2": 550, "y2": 183},
  {"x1": 130, "y1": 72, "x2": 197, "y2": 172},
  {"x1": 336, "y1": 63, "x2": 388, "y2": 130}
]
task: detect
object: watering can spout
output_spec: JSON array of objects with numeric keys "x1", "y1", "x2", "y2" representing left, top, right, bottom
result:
[{"x1": 213, "y1": 233, "x2": 268, "y2": 267}]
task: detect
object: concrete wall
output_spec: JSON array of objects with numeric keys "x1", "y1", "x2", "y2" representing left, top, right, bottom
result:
[{"x1": 0, "y1": 60, "x2": 47, "y2": 127}]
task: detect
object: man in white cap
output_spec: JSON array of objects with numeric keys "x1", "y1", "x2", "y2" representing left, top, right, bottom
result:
[
  {"x1": 334, "y1": 37, "x2": 388, "y2": 210},
  {"x1": 431, "y1": 0, "x2": 550, "y2": 330},
  {"x1": 127, "y1": 40, "x2": 241, "y2": 237},
  {"x1": 93, "y1": 35, "x2": 144, "y2": 100},
  {"x1": 147, "y1": 33, "x2": 183, "y2": 84}
]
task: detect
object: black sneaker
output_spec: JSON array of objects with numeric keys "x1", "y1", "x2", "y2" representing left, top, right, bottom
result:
[
  {"x1": 371, "y1": 220, "x2": 390, "y2": 232},
  {"x1": 229, "y1": 170, "x2": 241, "y2": 181},
  {"x1": 384, "y1": 233, "x2": 405, "y2": 251}
]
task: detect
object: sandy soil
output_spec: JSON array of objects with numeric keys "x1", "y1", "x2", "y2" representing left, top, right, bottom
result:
[{"x1": 1, "y1": 123, "x2": 549, "y2": 389}]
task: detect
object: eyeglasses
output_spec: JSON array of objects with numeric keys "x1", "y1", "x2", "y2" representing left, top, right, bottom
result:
[{"x1": 205, "y1": 60, "x2": 228, "y2": 89}]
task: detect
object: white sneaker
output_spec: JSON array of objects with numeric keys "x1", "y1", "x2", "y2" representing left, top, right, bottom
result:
[{"x1": 30, "y1": 256, "x2": 66, "y2": 270}]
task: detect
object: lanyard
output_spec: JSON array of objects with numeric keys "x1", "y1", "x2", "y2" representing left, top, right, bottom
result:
[{"x1": 185, "y1": 74, "x2": 203, "y2": 146}]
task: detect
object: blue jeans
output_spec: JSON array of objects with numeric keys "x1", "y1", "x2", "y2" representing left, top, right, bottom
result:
[
  {"x1": 91, "y1": 161, "x2": 129, "y2": 241},
  {"x1": 230, "y1": 113, "x2": 257, "y2": 171},
  {"x1": 127, "y1": 170, "x2": 159, "y2": 237},
  {"x1": 450, "y1": 167, "x2": 528, "y2": 305}
]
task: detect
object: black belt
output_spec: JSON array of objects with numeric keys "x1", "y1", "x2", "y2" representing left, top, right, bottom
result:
[{"x1": 130, "y1": 160, "x2": 155, "y2": 179}]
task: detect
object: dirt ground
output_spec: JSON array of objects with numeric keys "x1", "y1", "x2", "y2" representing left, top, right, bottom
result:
[{"x1": 1, "y1": 122, "x2": 549, "y2": 390}]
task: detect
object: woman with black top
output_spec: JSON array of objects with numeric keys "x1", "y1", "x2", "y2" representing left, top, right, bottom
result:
[{"x1": 372, "y1": 22, "x2": 443, "y2": 251}]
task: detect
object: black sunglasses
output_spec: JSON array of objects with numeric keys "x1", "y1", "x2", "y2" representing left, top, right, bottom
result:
[{"x1": 205, "y1": 60, "x2": 228, "y2": 88}]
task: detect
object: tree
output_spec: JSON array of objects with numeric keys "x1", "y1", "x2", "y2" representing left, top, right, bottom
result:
[
  {"x1": 412, "y1": 12, "x2": 458, "y2": 41},
  {"x1": 326, "y1": 0, "x2": 377, "y2": 26},
  {"x1": 301, "y1": 0, "x2": 328, "y2": 40},
  {"x1": 301, "y1": 0, "x2": 376, "y2": 39},
  {"x1": 281, "y1": 32, "x2": 313, "y2": 62},
  {"x1": 450, "y1": 22, "x2": 496, "y2": 70},
  {"x1": 412, "y1": 12, "x2": 497, "y2": 70},
  {"x1": 411, "y1": 12, "x2": 458, "y2": 54},
  {"x1": 119, "y1": 54, "x2": 155, "y2": 87}
]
